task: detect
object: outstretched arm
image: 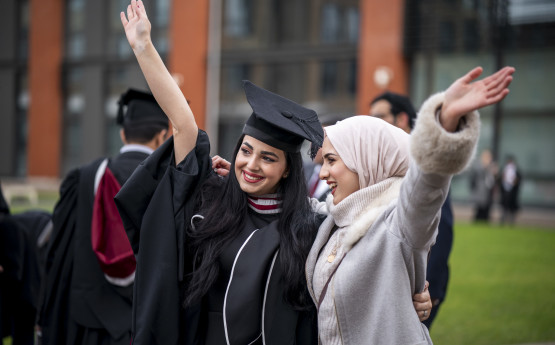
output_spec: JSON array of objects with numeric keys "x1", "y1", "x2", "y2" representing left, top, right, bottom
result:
[
  {"x1": 121, "y1": 0, "x2": 197, "y2": 163},
  {"x1": 440, "y1": 66, "x2": 515, "y2": 132}
]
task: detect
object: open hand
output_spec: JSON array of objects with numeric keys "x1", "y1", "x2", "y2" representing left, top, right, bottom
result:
[
  {"x1": 441, "y1": 66, "x2": 515, "y2": 132},
  {"x1": 120, "y1": 0, "x2": 151, "y2": 53}
]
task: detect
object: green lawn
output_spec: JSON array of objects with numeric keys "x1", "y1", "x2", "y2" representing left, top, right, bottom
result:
[
  {"x1": 430, "y1": 222, "x2": 555, "y2": 345},
  {"x1": 3, "y1": 197, "x2": 554, "y2": 345}
]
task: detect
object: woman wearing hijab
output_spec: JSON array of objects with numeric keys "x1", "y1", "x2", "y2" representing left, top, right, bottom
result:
[{"x1": 307, "y1": 66, "x2": 515, "y2": 344}]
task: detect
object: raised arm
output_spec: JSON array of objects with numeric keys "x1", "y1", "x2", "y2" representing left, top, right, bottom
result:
[
  {"x1": 440, "y1": 66, "x2": 515, "y2": 132},
  {"x1": 121, "y1": 0, "x2": 197, "y2": 163}
]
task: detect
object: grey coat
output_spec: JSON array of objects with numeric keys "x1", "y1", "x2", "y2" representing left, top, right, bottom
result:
[{"x1": 306, "y1": 92, "x2": 480, "y2": 344}]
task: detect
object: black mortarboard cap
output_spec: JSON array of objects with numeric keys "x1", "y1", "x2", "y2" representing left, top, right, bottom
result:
[
  {"x1": 241, "y1": 80, "x2": 324, "y2": 159},
  {"x1": 117, "y1": 89, "x2": 168, "y2": 128}
]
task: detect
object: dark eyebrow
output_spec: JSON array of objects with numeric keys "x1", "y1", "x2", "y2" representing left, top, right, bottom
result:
[
  {"x1": 260, "y1": 150, "x2": 279, "y2": 159},
  {"x1": 323, "y1": 152, "x2": 338, "y2": 159},
  {"x1": 242, "y1": 141, "x2": 280, "y2": 159}
]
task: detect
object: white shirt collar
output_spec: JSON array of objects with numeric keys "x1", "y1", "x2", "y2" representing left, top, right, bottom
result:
[{"x1": 119, "y1": 144, "x2": 154, "y2": 155}]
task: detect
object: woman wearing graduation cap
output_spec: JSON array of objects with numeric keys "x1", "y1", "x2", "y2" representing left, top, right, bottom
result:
[{"x1": 117, "y1": 2, "x2": 431, "y2": 344}]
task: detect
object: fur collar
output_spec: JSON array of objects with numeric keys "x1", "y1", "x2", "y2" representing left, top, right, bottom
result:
[{"x1": 340, "y1": 177, "x2": 403, "y2": 251}]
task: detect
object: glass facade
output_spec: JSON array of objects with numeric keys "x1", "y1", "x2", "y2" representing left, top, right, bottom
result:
[
  {"x1": 217, "y1": 0, "x2": 360, "y2": 160},
  {"x1": 61, "y1": 0, "x2": 170, "y2": 174},
  {"x1": 405, "y1": 0, "x2": 555, "y2": 207},
  {"x1": 15, "y1": 0, "x2": 30, "y2": 177}
]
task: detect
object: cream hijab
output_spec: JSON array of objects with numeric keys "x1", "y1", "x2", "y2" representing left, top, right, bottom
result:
[{"x1": 324, "y1": 115, "x2": 410, "y2": 189}]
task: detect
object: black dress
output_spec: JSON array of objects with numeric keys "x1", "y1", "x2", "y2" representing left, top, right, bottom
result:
[{"x1": 115, "y1": 131, "x2": 317, "y2": 345}]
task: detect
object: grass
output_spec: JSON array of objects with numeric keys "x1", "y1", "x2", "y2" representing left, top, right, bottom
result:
[
  {"x1": 430, "y1": 222, "x2": 555, "y2": 345},
  {"x1": 3, "y1": 193, "x2": 555, "y2": 345},
  {"x1": 7, "y1": 189, "x2": 59, "y2": 214}
]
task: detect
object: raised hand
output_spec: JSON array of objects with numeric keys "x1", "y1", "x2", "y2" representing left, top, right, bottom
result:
[
  {"x1": 440, "y1": 66, "x2": 515, "y2": 132},
  {"x1": 120, "y1": 0, "x2": 151, "y2": 53}
]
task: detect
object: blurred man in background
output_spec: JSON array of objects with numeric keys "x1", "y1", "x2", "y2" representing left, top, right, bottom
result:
[{"x1": 37, "y1": 89, "x2": 169, "y2": 345}]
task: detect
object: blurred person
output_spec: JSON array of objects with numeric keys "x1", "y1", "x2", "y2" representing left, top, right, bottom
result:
[
  {"x1": 499, "y1": 155, "x2": 521, "y2": 225},
  {"x1": 37, "y1": 89, "x2": 169, "y2": 345},
  {"x1": 309, "y1": 66, "x2": 514, "y2": 344},
  {"x1": 370, "y1": 91, "x2": 455, "y2": 329},
  {"x1": 0, "y1": 184, "x2": 52, "y2": 345},
  {"x1": 469, "y1": 149, "x2": 497, "y2": 222}
]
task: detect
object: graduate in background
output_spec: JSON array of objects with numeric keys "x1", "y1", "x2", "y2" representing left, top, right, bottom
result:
[
  {"x1": 37, "y1": 90, "x2": 169, "y2": 345},
  {"x1": 0, "y1": 184, "x2": 51, "y2": 345}
]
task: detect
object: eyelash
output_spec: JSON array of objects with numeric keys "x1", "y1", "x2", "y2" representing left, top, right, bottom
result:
[
  {"x1": 241, "y1": 148, "x2": 276, "y2": 163},
  {"x1": 263, "y1": 156, "x2": 276, "y2": 163}
]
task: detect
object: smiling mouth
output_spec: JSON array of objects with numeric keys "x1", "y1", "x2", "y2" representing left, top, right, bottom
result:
[
  {"x1": 242, "y1": 170, "x2": 265, "y2": 183},
  {"x1": 328, "y1": 182, "x2": 337, "y2": 195}
]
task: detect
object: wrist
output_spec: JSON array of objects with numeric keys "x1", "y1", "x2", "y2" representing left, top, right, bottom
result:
[
  {"x1": 438, "y1": 104, "x2": 459, "y2": 132},
  {"x1": 133, "y1": 37, "x2": 153, "y2": 56}
]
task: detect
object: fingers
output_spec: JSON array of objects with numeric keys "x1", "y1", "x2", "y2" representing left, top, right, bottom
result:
[
  {"x1": 487, "y1": 75, "x2": 513, "y2": 98},
  {"x1": 462, "y1": 66, "x2": 483, "y2": 84},
  {"x1": 128, "y1": 2, "x2": 135, "y2": 19},
  {"x1": 132, "y1": 0, "x2": 147, "y2": 18},
  {"x1": 488, "y1": 88, "x2": 510, "y2": 105},
  {"x1": 418, "y1": 309, "x2": 431, "y2": 322},
  {"x1": 484, "y1": 66, "x2": 515, "y2": 88},
  {"x1": 138, "y1": 0, "x2": 146, "y2": 15},
  {"x1": 120, "y1": 11, "x2": 128, "y2": 26}
]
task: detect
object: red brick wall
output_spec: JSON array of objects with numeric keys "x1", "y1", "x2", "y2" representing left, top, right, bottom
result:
[
  {"x1": 27, "y1": 0, "x2": 63, "y2": 177},
  {"x1": 357, "y1": 0, "x2": 408, "y2": 115},
  {"x1": 169, "y1": 0, "x2": 209, "y2": 130}
]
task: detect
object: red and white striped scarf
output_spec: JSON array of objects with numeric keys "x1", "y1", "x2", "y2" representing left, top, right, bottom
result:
[{"x1": 247, "y1": 194, "x2": 283, "y2": 214}]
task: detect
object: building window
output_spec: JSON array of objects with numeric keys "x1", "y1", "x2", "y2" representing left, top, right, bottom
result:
[
  {"x1": 321, "y1": 4, "x2": 341, "y2": 43},
  {"x1": 321, "y1": 61, "x2": 338, "y2": 95},
  {"x1": 439, "y1": 20, "x2": 456, "y2": 52},
  {"x1": 463, "y1": 19, "x2": 480, "y2": 52},
  {"x1": 62, "y1": 68, "x2": 85, "y2": 173},
  {"x1": 62, "y1": 0, "x2": 169, "y2": 173},
  {"x1": 225, "y1": 0, "x2": 253, "y2": 38},
  {"x1": 66, "y1": 0, "x2": 86, "y2": 58}
]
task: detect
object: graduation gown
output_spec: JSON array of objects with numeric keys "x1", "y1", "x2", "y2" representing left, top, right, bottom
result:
[
  {"x1": 1, "y1": 210, "x2": 51, "y2": 345},
  {"x1": 115, "y1": 130, "x2": 317, "y2": 345},
  {"x1": 38, "y1": 150, "x2": 149, "y2": 345}
]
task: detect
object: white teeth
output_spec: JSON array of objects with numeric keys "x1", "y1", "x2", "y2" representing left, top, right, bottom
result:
[
  {"x1": 329, "y1": 183, "x2": 337, "y2": 189},
  {"x1": 244, "y1": 171, "x2": 263, "y2": 180}
]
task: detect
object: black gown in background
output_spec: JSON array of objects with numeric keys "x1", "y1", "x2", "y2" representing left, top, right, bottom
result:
[
  {"x1": 115, "y1": 131, "x2": 317, "y2": 345},
  {"x1": 38, "y1": 150, "x2": 149, "y2": 345}
]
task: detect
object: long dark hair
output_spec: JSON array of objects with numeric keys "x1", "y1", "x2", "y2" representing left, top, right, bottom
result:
[{"x1": 184, "y1": 135, "x2": 320, "y2": 309}]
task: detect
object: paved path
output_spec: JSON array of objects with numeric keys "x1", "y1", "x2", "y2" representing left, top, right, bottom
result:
[{"x1": 453, "y1": 202, "x2": 555, "y2": 229}]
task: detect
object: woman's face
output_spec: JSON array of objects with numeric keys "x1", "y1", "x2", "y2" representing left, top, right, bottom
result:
[
  {"x1": 234, "y1": 135, "x2": 289, "y2": 196},
  {"x1": 319, "y1": 137, "x2": 360, "y2": 205}
]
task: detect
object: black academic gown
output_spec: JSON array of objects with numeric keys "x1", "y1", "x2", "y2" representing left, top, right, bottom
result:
[
  {"x1": 38, "y1": 150, "x2": 149, "y2": 345},
  {"x1": 1, "y1": 210, "x2": 51, "y2": 345},
  {"x1": 0, "y1": 182, "x2": 51, "y2": 345},
  {"x1": 423, "y1": 193, "x2": 454, "y2": 329},
  {"x1": 115, "y1": 131, "x2": 317, "y2": 345}
]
